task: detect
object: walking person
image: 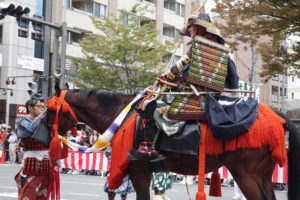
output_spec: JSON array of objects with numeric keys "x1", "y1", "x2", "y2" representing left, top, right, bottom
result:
[
  {"x1": 14, "y1": 96, "x2": 52, "y2": 200},
  {"x1": 152, "y1": 172, "x2": 173, "y2": 200}
]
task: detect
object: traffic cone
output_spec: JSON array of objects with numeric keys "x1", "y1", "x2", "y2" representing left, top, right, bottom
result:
[{"x1": 0, "y1": 149, "x2": 6, "y2": 164}]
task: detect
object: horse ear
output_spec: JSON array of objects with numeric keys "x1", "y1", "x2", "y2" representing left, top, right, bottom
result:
[
  {"x1": 63, "y1": 82, "x2": 69, "y2": 90},
  {"x1": 55, "y1": 79, "x2": 61, "y2": 97}
]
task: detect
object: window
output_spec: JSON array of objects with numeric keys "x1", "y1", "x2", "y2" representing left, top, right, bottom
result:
[
  {"x1": 292, "y1": 93, "x2": 294, "y2": 99},
  {"x1": 118, "y1": 11, "x2": 136, "y2": 25},
  {"x1": 164, "y1": 1, "x2": 184, "y2": 16},
  {"x1": 94, "y1": 3, "x2": 106, "y2": 19},
  {"x1": 70, "y1": 32, "x2": 85, "y2": 46},
  {"x1": 292, "y1": 76, "x2": 294, "y2": 82},
  {"x1": 86, "y1": 2, "x2": 93, "y2": 13},
  {"x1": 163, "y1": 27, "x2": 179, "y2": 39},
  {"x1": 36, "y1": 0, "x2": 44, "y2": 15},
  {"x1": 271, "y1": 85, "x2": 279, "y2": 103},
  {"x1": 271, "y1": 75, "x2": 279, "y2": 81}
]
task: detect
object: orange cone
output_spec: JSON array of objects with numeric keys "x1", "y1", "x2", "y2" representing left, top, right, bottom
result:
[{"x1": 0, "y1": 149, "x2": 6, "y2": 164}]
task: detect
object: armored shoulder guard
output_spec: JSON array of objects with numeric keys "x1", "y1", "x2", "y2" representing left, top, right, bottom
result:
[{"x1": 17, "y1": 118, "x2": 35, "y2": 138}]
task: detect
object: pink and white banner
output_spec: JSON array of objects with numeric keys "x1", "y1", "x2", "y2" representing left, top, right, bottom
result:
[
  {"x1": 60, "y1": 150, "x2": 109, "y2": 171},
  {"x1": 61, "y1": 150, "x2": 288, "y2": 183}
]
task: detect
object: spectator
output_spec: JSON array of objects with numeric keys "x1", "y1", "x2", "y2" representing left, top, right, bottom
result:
[
  {"x1": 8, "y1": 128, "x2": 18, "y2": 164},
  {"x1": 66, "y1": 130, "x2": 76, "y2": 143},
  {"x1": 89, "y1": 130, "x2": 99, "y2": 145},
  {"x1": 3, "y1": 128, "x2": 11, "y2": 162}
]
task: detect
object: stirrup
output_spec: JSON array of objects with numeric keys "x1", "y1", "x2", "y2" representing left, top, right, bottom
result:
[{"x1": 127, "y1": 142, "x2": 166, "y2": 162}]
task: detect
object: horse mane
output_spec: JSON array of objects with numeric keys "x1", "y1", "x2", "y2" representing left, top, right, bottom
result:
[{"x1": 67, "y1": 89, "x2": 134, "y2": 113}]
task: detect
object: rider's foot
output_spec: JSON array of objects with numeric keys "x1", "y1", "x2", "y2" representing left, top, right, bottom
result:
[{"x1": 127, "y1": 142, "x2": 166, "y2": 162}]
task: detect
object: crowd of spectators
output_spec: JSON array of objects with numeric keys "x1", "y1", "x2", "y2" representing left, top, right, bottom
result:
[{"x1": 0, "y1": 123, "x2": 23, "y2": 164}]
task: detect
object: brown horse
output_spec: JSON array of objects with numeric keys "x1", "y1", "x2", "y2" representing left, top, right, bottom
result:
[{"x1": 47, "y1": 85, "x2": 300, "y2": 200}]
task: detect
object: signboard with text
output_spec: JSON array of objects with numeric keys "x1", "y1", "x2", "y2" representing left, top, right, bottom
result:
[
  {"x1": 17, "y1": 55, "x2": 44, "y2": 72},
  {"x1": 17, "y1": 104, "x2": 27, "y2": 117}
]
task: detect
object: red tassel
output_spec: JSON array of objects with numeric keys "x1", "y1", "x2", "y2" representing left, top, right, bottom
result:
[
  {"x1": 209, "y1": 170, "x2": 222, "y2": 197},
  {"x1": 47, "y1": 161, "x2": 60, "y2": 200},
  {"x1": 49, "y1": 131, "x2": 62, "y2": 162},
  {"x1": 71, "y1": 127, "x2": 77, "y2": 137},
  {"x1": 196, "y1": 192, "x2": 206, "y2": 200},
  {"x1": 61, "y1": 143, "x2": 68, "y2": 159}
]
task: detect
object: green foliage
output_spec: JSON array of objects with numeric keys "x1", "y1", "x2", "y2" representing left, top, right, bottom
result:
[
  {"x1": 213, "y1": 0, "x2": 300, "y2": 80},
  {"x1": 72, "y1": 4, "x2": 176, "y2": 92}
]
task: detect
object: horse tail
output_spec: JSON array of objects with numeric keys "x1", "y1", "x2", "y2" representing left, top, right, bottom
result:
[{"x1": 275, "y1": 111, "x2": 300, "y2": 200}]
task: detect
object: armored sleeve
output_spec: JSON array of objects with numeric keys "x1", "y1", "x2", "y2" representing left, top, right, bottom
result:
[
  {"x1": 166, "y1": 48, "x2": 192, "y2": 80},
  {"x1": 225, "y1": 56, "x2": 239, "y2": 89},
  {"x1": 17, "y1": 118, "x2": 35, "y2": 138}
]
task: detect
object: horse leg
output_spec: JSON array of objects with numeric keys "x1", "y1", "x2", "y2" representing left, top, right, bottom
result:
[
  {"x1": 262, "y1": 162, "x2": 276, "y2": 200},
  {"x1": 232, "y1": 173, "x2": 268, "y2": 200},
  {"x1": 225, "y1": 147, "x2": 273, "y2": 200},
  {"x1": 128, "y1": 161, "x2": 152, "y2": 200}
]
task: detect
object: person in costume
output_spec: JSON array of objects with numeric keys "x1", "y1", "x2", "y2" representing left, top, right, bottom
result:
[
  {"x1": 152, "y1": 172, "x2": 173, "y2": 200},
  {"x1": 14, "y1": 95, "x2": 50, "y2": 200},
  {"x1": 129, "y1": 11, "x2": 258, "y2": 161},
  {"x1": 104, "y1": 145, "x2": 135, "y2": 200}
]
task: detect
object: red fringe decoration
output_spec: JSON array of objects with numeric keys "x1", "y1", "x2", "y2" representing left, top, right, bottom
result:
[
  {"x1": 209, "y1": 170, "x2": 222, "y2": 197},
  {"x1": 205, "y1": 103, "x2": 287, "y2": 166},
  {"x1": 108, "y1": 95, "x2": 152, "y2": 190}
]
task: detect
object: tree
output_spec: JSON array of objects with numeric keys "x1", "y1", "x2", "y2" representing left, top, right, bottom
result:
[
  {"x1": 213, "y1": 0, "x2": 300, "y2": 81},
  {"x1": 72, "y1": 4, "x2": 176, "y2": 92}
]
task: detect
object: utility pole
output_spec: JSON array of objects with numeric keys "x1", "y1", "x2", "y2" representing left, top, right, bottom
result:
[{"x1": 42, "y1": 0, "x2": 52, "y2": 98}]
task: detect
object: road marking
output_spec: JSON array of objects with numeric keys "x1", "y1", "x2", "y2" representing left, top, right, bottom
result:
[
  {"x1": 0, "y1": 192, "x2": 17, "y2": 198},
  {"x1": 0, "y1": 186, "x2": 17, "y2": 190},
  {"x1": 61, "y1": 181, "x2": 103, "y2": 186}
]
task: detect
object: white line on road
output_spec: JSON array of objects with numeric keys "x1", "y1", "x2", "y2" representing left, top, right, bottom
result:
[{"x1": 61, "y1": 180, "x2": 103, "y2": 186}]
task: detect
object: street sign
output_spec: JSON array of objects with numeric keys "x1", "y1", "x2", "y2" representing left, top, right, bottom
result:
[
  {"x1": 17, "y1": 55, "x2": 44, "y2": 71},
  {"x1": 16, "y1": 104, "x2": 27, "y2": 117}
]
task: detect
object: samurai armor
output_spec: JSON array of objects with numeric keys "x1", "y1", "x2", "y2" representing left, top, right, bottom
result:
[
  {"x1": 187, "y1": 36, "x2": 229, "y2": 91},
  {"x1": 167, "y1": 92, "x2": 207, "y2": 120}
]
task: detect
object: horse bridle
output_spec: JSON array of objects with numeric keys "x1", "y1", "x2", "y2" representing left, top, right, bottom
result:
[{"x1": 45, "y1": 90, "x2": 78, "y2": 136}]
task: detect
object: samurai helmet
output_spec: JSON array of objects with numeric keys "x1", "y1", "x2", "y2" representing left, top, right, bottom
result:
[{"x1": 181, "y1": 6, "x2": 224, "y2": 44}]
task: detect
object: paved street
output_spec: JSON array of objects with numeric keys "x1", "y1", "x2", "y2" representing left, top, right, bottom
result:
[{"x1": 0, "y1": 163, "x2": 287, "y2": 200}]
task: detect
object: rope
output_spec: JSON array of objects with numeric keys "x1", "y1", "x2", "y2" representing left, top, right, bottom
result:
[{"x1": 184, "y1": 175, "x2": 192, "y2": 200}]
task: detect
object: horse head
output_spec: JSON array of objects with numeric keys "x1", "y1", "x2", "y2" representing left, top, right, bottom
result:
[{"x1": 45, "y1": 80, "x2": 78, "y2": 137}]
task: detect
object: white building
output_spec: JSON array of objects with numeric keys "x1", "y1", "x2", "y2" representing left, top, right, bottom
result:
[{"x1": 0, "y1": 0, "x2": 45, "y2": 127}]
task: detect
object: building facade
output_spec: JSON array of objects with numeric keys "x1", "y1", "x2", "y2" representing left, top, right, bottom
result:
[{"x1": 0, "y1": 0, "x2": 47, "y2": 127}]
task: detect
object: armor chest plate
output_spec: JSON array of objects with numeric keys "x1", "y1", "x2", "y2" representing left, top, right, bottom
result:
[{"x1": 187, "y1": 36, "x2": 229, "y2": 91}]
